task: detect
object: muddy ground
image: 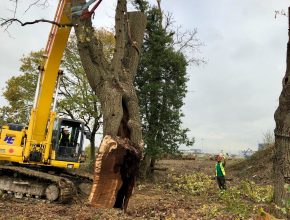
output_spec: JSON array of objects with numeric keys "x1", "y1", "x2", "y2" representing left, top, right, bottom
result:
[{"x1": 0, "y1": 155, "x2": 275, "y2": 220}]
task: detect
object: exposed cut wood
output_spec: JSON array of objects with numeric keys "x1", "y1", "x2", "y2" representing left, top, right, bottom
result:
[{"x1": 89, "y1": 135, "x2": 142, "y2": 210}]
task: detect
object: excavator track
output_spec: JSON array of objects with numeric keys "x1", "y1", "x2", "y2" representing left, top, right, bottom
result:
[
  {"x1": 60, "y1": 171, "x2": 93, "y2": 198},
  {"x1": 0, "y1": 165, "x2": 79, "y2": 203}
]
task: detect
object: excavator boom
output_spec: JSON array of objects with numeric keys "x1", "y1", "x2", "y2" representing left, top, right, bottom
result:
[{"x1": 26, "y1": 0, "x2": 72, "y2": 144}]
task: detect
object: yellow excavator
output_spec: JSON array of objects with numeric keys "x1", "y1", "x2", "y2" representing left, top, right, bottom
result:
[{"x1": 0, "y1": 0, "x2": 94, "y2": 202}]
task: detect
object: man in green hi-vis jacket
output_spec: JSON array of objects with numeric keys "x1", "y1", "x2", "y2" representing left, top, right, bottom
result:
[{"x1": 215, "y1": 154, "x2": 227, "y2": 190}]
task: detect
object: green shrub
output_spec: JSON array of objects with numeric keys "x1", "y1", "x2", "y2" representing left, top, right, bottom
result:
[{"x1": 165, "y1": 173, "x2": 273, "y2": 219}]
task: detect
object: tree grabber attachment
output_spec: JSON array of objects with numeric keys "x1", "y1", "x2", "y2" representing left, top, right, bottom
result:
[{"x1": 71, "y1": 0, "x2": 103, "y2": 20}]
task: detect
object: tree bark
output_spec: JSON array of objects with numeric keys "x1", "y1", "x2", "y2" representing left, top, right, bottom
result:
[
  {"x1": 89, "y1": 119, "x2": 99, "y2": 170},
  {"x1": 72, "y1": 0, "x2": 146, "y2": 210},
  {"x1": 139, "y1": 153, "x2": 151, "y2": 179},
  {"x1": 273, "y1": 7, "x2": 290, "y2": 217}
]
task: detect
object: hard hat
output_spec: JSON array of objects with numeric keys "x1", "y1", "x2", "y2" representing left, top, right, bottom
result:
[
  {"x1": 63, "y1": 126, "x2": 69, "y2": 131},
  {"x1": 216, "y1": 155, "x2": 222, "y2": 161}
]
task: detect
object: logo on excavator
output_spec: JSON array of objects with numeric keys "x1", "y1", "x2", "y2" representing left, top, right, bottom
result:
[{"x1": 4, "y1": 136, "x2": 15, "y2": 144}]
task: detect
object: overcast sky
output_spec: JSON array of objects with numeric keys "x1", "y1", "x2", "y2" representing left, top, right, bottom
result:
[{"x1": 0, "y1": 0, "x2": 289, "y2": 154}]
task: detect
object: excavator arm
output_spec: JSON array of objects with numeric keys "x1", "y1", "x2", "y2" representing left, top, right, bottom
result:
[{"x1": 24, "y1": 0, "x2": 73, "y2": 161}]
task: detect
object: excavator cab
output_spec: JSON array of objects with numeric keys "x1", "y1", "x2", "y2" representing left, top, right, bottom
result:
[{"x1": 52, "y1": 118, "x2": 84, "y2": 163}]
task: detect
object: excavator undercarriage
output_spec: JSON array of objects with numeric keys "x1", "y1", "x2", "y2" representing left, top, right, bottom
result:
[{"x1": 0, "y1": 165, "x2": 92, "y2": 202}]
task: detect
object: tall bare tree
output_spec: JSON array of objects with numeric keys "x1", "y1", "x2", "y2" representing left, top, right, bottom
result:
[{"x1": 273, "y1": 7, "x2": 290, "y2": 217}]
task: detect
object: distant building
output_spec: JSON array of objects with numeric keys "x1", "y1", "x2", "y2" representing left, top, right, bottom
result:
[
  {"x1": 192, "y1": 149, "x2": 202, "y2": 154},
  {"x1": 180, "y1": 148, "x2": 202, "y2": 154}
]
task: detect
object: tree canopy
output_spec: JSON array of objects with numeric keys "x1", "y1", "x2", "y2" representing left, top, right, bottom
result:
[
  {"x1": 0, "y1": 51, "x2": 42, "y2": 124},
  {"x1": 135, "y1": 2, "x2": 195, "y2": 162}
]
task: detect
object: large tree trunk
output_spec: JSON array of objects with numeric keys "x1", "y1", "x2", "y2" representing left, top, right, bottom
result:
[
  {"x1": 273, "y1": 7, "x2": 290, "y2": 217},
  {"x1": 72, "y1": 0, "x2": 146, "y2": 210}
]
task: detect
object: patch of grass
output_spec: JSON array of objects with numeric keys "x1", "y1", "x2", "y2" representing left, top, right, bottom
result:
[
  {"x1": 169, "y1": 173, "x2": 215, "y2": 196},
  {"x1": 164, "y1": 172, "x2": 273, "y2": 219},
  {"x1": 218, "y1": 187, "x2": 252, "y2": 218},
  {"x1": 239, "y1": 180, "x2": 273, "y2": 203},
  {"x1": 200, "y1": 204, "x2": 220, "y2": 219}
]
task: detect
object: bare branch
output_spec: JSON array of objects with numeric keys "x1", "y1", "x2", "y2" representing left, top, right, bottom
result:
[
  {"x1": 162, "y1": 10, "x2": 205, "y2": 66},
  {"x1": 0, "y1": 0, "x2": 19, "y2": 32},
  {"x1": 0, "y1": 18, "x2": 74, "y2": 28},
  {"x1": 59, "y1": 109, "x2": 75, "y2": 120},
  {"x1": 176, "y1": 29, "x2": 200, "y2": 52},
  {"x1": 25, "y1": 0, "x2": 49, "y2": 13},
  {"x1": 164, "y1": 12, "x2": 174, "y2": 31},
  {"x1": 171, "y1": 26, "x2": 205, "y2": 65},
  {"x1": 12, "y1": 0, "x2": 18, "y2": 18},
  {"x1": 59, "y1": 78, "x2": 75, "y2": 100},
  {"x1": 275, "y1": 9, "x2": 288, "y2": 19}
]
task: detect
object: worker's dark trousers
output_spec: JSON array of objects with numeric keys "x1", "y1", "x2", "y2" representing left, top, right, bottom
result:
[{"x1": 216, "y1": 176, "x2": 226, "y2": 190}]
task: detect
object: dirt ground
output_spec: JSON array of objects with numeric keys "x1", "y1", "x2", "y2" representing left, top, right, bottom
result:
[{"x1": 0, "y1": 156, "x2": 275, "y2": 220}]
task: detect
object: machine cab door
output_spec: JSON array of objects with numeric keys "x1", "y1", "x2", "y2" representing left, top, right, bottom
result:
[{"x1": 52, "y1": 118, "x2": 84, "y2": 162}]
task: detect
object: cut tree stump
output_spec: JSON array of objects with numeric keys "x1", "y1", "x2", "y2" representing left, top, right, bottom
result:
[{"x1": 89, "y1": 135, "x2": 141, "y2": 210}]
